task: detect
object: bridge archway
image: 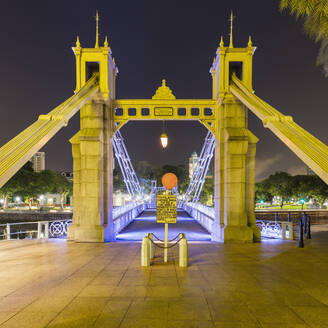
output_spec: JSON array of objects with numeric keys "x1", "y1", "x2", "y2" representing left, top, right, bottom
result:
[{"x1": 1, "y1": 25, "x2": 328, "y2": 244}]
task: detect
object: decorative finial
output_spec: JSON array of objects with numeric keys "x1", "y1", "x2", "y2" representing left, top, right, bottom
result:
[
  {"x1": 219, "y1": 36, "x2": 224, "y2": 47},
  {"x1": 248, "y1": 35, "x2": 252, "y2": 47},
  {"x1": 104, "y1": 35, "x2": 108, "y2": 47},
  {"x1": 152, "y1": 80, "x2": 176, "y2": 100},
  {"x1": 95, "y1": 11, "x2": 99, "y2": 48},
  {"x1": 229, "y1": 11, "x2": 234, "y2": 48},
  {"x1": 76, "y1": 36, "x2": 81, "y2": 48}
]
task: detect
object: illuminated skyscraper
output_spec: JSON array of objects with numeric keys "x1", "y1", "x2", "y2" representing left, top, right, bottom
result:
[
  {"x1": 189, "y1": 152, "x2": 198, "y2": 179},
  {"x1": 30, "y1": 152, "x2": 45, "y2": 172}
]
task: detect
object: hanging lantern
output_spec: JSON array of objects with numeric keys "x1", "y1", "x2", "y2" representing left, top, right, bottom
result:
[
  {"x1": 160, "y1": 132, "x2": 168, "y2": 148},
  {"x1": 160, "y1": 120, "x2": 168, "y2": 148}
]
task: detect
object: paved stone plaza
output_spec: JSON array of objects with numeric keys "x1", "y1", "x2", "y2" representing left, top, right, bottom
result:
[{"x1": 0, "y1": 226, "x2": 328, "y2": 327}]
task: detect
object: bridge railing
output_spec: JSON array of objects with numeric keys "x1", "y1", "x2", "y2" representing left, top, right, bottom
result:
[
  {"x1": 113, "y1": 202, "x2": 146, "y2": 233},
  {"x1": 0, "y1": 202, "x2": 147, "y2": 240},
  {"x1": 182, "y1": 203, "x2": 214, "y2": 233},
  {"x1": 184, "y1": 203, "x2": 294, "y2": 240},
  {"x1": 0, "y1": 219, "x2": 72, "y2": 240}
]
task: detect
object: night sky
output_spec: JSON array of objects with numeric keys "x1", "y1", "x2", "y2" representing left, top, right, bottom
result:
[{"x1": 0, "y1": 0, "x2": 327, "y2": 181}]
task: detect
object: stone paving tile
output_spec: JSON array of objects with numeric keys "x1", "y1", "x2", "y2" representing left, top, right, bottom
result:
[
  {"x1": 47, "y1": 313, "x2": 99, "y2": 328},
  {"x1": 0, "y1": 311, "x2": 58, "y2": 328},
  {"x1": 247, "y1": 304, "x2": 306, "y2": 325},
  {"x1": 120, "y1": 318, "x2": 167, "y2": 328},
  {"x1": 168, "y1": 298, "x2": 211, "y2": 321},
  {"x1": 0, "y1": 313, "x2": 15, "y2": 326},
  {"x1": 214, "y1": 322, "x2": 261, "y2": 328},
  {"x1": 291, "y1": 306, "x2": 328, "y2": 327},
  {"x1": 126, "y1": 300, "x2": 169, "y2": 319},
  {"x1": 167, "y1": 320, "x2": 214, "y2": 328},
  {"x1": 93, "y1": 315, "x2": 122, "y2": 328},
  {"x1": 0, "y1": 296, "x2": 35, "y2": 313},
  {"x1": 207, "y1": 302, "x2": 258, "y2": 323},
  {"x1": 23, "y1": 296, "x2": 74, "y2": 313}
]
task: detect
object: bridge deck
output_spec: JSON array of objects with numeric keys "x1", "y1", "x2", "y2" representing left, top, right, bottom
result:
[
  {"x1": 116, "y1": 209, "x2": 211, "y2": 241},
  {"x1": 0, "y1": 227, "x2": 328, "y2": 327}
]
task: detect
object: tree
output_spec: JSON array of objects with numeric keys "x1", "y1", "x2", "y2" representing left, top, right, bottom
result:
[
  {"x1": 266, "y1": 172, "x2": 294, "y2": 208},
  {"x1": 255, "y1": 180, "x2": 273, "y2": 204},
  {"x1": 199, "y1": 177, "x2": 214, "y2": 206},
  {"x1": 291, "y1": 174, "x2": 314, "y2": 208},
  {"x1": 309, "y1": 175, "x2": 328, "y2": 207},
  {"x1": 0, "y1": 166, "x2": 25, "y2": 208},
  {"x1": 280, "y1": 0, "x2": 328, "y2": 75},
  {"x1": 51, "y1": 172, "x2": 73, "y2": 209}
]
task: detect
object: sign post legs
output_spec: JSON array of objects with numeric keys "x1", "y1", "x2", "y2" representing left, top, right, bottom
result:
[{"x1": 164, "y1": 223, "x2": 168, "y2": 262}]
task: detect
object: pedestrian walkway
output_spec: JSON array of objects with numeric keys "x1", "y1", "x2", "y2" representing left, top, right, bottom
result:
[
  {"x1": 0, "y1": 227, "x2": 328, "y2": 327},
  {"x1": 116, "y1": 209, "x2": 211, "y2": 241}
]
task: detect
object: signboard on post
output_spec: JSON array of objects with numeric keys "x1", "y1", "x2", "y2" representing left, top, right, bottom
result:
[{"x1": 156, "y1": 194, "x2": 177, "y2": 224}]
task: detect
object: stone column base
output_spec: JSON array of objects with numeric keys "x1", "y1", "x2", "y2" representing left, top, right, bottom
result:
[
  {"x1": 211, "y1": 222, "x2": 225, "y2": 242},
  {"x1": 67, "y1": 223, "x2": 79, "y2": 241},
  {"x1": 220, "y1": 225, "x2": 253, "y2": 243},
  {"x1": 103, "y1": 224, "x2": 116, "y2": 242},
  {"x1": 74, "y1": 224, "x2": 104, "y2": 242},
  {"x1": 251, "y1": 224, "x2": 261, "y2": 242}
]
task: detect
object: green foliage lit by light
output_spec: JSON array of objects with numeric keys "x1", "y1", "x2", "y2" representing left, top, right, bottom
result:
[{"x1": 280, "y1": 0, "x2": 328, "y2": 75}]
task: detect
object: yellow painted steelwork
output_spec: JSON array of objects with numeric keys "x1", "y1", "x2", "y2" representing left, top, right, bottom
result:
[
  {"x1": 0, "y1": 74, "x2": 99, "y2": 188},
  {"x1": 230, "y1": 74, "x2": 328, "y2": 183},
  {"x1": 112, "y1": 80, "x2": 218, "y2": 137}
]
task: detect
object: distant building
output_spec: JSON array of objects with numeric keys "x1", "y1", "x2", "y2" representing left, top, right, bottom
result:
[
  {"x1": 189, "y1": 152, "x2": 198, "y2": 178},
  {"x1": 30, "y1": 152, "x2": 45, "y2": 172}
]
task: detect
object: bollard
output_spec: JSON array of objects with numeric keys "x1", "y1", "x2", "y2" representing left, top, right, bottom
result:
[
  {"x1": 179, "y1": 235, "x2": 188, "y2": 268},
  {"x1": 298, "y1": 218, "x2": 304, "y2": 248},
  {"x1": 303, "y1": 213, "x2": 307, "y2": 235},
  {"x1": 6, "y1": 224, "x2": 10, "y2": 240},
  {"x1": 148, "y1": 233, "x2": 154, "y2": 260},
  {"x1": 307, "y1": 216, "x2": 311, "y2": 239},
  {"x1": 141, "y1": 236, "x2": 150, "y2": 267}
]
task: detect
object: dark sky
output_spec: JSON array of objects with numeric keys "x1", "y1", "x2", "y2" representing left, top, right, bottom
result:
[{"x1": 0, "y1": 0, "x2": 327, "y2": 181}]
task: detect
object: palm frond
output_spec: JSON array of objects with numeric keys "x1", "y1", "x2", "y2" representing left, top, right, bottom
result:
[{"x1": 316, "y1": 39, "x2": 328, "y2": 77}]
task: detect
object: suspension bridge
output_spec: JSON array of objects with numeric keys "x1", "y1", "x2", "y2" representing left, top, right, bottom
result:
[{"x1": 0, "y1": 17, "x2": 328, "y2": 244}]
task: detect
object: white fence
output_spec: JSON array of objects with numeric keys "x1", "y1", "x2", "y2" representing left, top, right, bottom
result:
[
  {"x1": 0, "y1": 202, "x2": 147, "y2": 241},
  {"x1": 183, "y1": 203, "x2": 293, "y2": 240}
]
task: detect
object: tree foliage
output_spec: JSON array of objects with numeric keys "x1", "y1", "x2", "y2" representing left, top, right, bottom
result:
[
  {"x1": 280, "y1": 0, "x2": 328, "y2": 75},
  {"x1": 0, "y1": 162, "x2": 72, "y2": 209},
  {"x1": 257, "y1": 170, "x2": 328, "y2": 208}
]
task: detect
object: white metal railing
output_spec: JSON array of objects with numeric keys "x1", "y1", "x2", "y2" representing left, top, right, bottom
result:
[
  {"x1": 0, "y1": 219, "x2": 72, "y2": 240},
  {"x1": 185, "y1": 203, "x2": 293, "y2": 240},
  {"x1": 183, "y1": 203, "x2": 214, "y2": 233},
  {"x1": 113, "y1": 201, "x2": 144, "y2": 219},
  {"x1": 0, "y1": 202, "x2": 147, "y2": 241},
  {"x1": 114, "y1": 203, "x2": 146, "y2": 233}
]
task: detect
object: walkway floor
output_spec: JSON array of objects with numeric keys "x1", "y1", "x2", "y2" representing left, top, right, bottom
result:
[
  {"x1": 0, "y1": 227, "x2": 328, "y2": 327},
  {"x1": 116, "y1": 209, "x2": 211, "y2": 241}
]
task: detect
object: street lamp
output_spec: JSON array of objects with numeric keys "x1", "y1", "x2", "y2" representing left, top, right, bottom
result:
[{"x1": 160, "y1": 120, "x2": 168, "y2": 148}]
